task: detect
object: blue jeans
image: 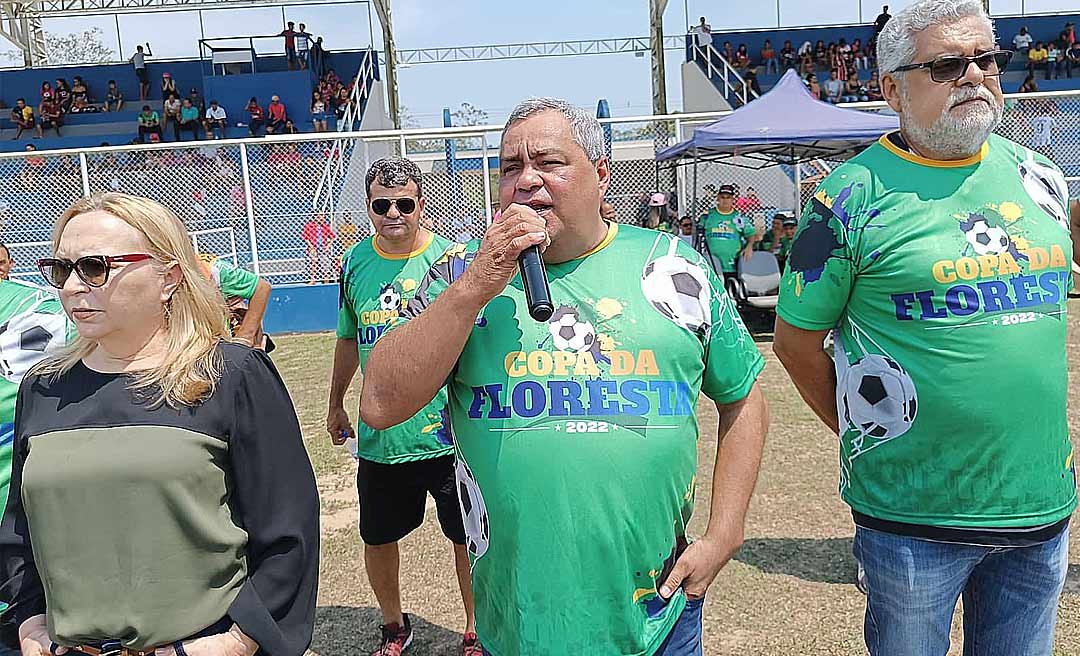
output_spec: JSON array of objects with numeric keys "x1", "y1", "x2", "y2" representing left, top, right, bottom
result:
[
  {"x1": 853, "y1": 524, "x2": 1070, "y2": 656},
  {"x1": 653, "y1": 596, "x2": 704, "y2": 656},
  {"x1": 479, "y1": 596, "x2": 704, "y2": 656}
]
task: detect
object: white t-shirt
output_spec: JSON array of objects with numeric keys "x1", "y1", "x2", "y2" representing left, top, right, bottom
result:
[
  {"x1": 1013, "y1": 33, "x2": 1033, "y2": 49},
  {"x1": 1031, "y1": 116, "x2": 1055, "y2": 148},
  {"x1": 678, "y1": 233, "x2": 695, "y2": 248},
  {"x1": 691, "y1": 24, "x2": 711, "y2": 48},
  {"x1": 206, "y1": 106, "x2": 227, "y2": 121}
]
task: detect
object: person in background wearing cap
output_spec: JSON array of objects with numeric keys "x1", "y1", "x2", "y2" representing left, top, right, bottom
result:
[
  {"x1": 700, "y1": 184, "x2": 759, "y2": 283},
  {"x1": 188, "y1": 87, "x2": 206, "y2": 117},
  {"x1": 160, "y1": 71, "x2": 177, "y2": 100},
  {"x1": 267, "y1": 95, "x2": 288, "y2": 134},
  {"x1": 776, "y1": 216, "x2": 797, "y2": 270},
  {"x1": 645, "y1": 192, "x2": 669, "y2": 230}
]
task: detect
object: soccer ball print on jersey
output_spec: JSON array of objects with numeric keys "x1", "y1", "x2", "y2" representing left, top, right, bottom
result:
[
  {"x1": 455, "y1": 456, "x2": 490, "y2": 561},
  {"x1": 641, "y1": 254, "x2": 712, "y2": 334},
  {"x1": 840, "y1": 353, "x2": 918, "y2": 447}
]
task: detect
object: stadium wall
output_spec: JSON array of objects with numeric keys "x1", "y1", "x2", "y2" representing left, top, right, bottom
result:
[{"x1": 263, "y1": 283, "x2": 339, "y2": 334}]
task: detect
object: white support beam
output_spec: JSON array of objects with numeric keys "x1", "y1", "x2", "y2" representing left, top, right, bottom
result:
[{"x1": 396, "y1": 35, "x2": 685, "y2": 65}]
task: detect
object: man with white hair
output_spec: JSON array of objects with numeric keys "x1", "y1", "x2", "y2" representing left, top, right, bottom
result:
[
  {"x1": 774, "y1": 1, "x2": 1077, "y2": 654},
  {"x1": 360, "y1": 97, "x2": 768, "y2": 655}
]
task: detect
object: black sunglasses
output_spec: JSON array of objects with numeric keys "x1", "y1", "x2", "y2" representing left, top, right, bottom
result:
[
  {"x1": 371, "y1": 197, "x2": 417, "y2": 215},
  {"x1": 37, "y1": 254, "x2": 152, "y2": 289},
  {"x1": 893, "y1": 50, "x2": 1013, "y2": 83}
]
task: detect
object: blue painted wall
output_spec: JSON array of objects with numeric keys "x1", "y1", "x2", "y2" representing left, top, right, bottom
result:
[
  {"x1": 204, "y1": 69, "x2": 315, "y2": 127},
  {"x1": 263, "y1": 283, "x2": 339, "y2": 334}
]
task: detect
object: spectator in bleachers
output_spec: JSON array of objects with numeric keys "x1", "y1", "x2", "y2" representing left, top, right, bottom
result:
[
  {"x1": 1027, "y1": 41, "x2": 1047, "y2": 73},
  {"x1": 310, "y1": 37, "x2": 327, "y2": 77},
  {"x1": 1018, "y1": 72, "x2": 1039, "y2": 93},
  {"x1": 245, "y1": 97, "x2": 265, "y2": 136},
  {"x1": 1067, "y1": 40, "x2": 1080, "y2": 78},
  {"x1": 11, "y1": 98, "x2": 37, "y2": 140},
  {"x1": 39, "y1": 81, "x2": 53, "y2": 104},
  {"x1": 39, "y1": 97, "x2": 62, "y2": 137},
  {"x1": 843, "y1": 70, "x2": 869, "y2": 102},
  {"x1": 130, "y1": 43, "x2": 152, "y2": 100},
  {"x1": 335, "y1": 86, "x2": 350, "y2": 120},
  {"x1": 734, "y1": 44, "x2": 751, "y2": 73},
  {"x1": 163, "y1": 92, "x2": 182, "y2": 141},
  {"x1": 301, "y1": 211, "x2": 335, "y2": 284},
  {"x1": 72, "y1": 76, "x2": 89, "y2": 103},
  {"x1": 863, "y1": 38, "x2": 877, "y2": 70},
  {"x1": 188, "y1": 87, "x2": 206, "y2": 116},
  {"x1": 296, "y1": 23, "x2": 312, "y2": 70},
  {"x1": 311, "y1": 91, "x2": 328, "y2": 132},
  {"x1": 823, "y1": 68, "x2": 844, "y2": 103},
  {"x1": 137, "y1": 104, "x2": 162, "y2": 143},
  {"x1": 851, "y1": 38, "x2": 867, "y2": 70},
  {"x1": 179, "y1": 98, "x2": 202, "y2": 140},
  {"x1": 874, "y1": 4, "x2": 890, "y2": 35},
  {"x1": 70, "y1": 96, "x2": 98, "y2": 114},
  {"x1": 691, "y1": 16, "x2": 711, "y2": 49},
  {"x1": 266, "y1": 95, "x2": 287, "y2": 133},
  {"x1": 104, "y1": 80, "x2": 123, "y2": 112},
  {"x1": 1061, "y1": 22, "x2": 1075, "y2": 47},
  {"x1": 55, "y1": 78, "x2": 72, "y2": 113},
  {"x1": 161, "y1": 72, "x2": 177, "y2": 99},
  {"x1": 721, "y1": 41, "x2": 734, "y2": 63},
  {"x1": 282, "y1": 119, "x2": 299, "y2": 134},
  {"x1": 829, "y1": 44, "x2": 848, "y2": 82},
  {"x1": 866, "y1": 70, "x2": 883, "y2": 100},
  {"x1": 1013, "y1": 27, "x2": 1033, "y2": 55},
  {"x1": 780, "y1": 40, "x2": 797, "y2": 70},
  {"x1": 205, "y1": 99, "x2": 227, "y2": 139},
  {"x1": 280, "y1": 21, "x2": 299, "y2": 70},
  {"x1": 800, "y1": 55, "x2": 816, "y2": 76},
  {"x1": 1047, "y1": 41, "x2": 1063, "y2": 80},
  {"x1": 805, "y1": 73, "x2": 822, "y2": 100},
  {"x1": 813, "y1": 40, "x2": 827, "y2": 66},
  {"x1": 760, "y1": 40, "x2": 777, "y2": 75}
]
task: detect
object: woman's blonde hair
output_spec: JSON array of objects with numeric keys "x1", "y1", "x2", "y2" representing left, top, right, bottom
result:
[{"x1": 36, "y1": 192, "x2": 231, "y2": 408}]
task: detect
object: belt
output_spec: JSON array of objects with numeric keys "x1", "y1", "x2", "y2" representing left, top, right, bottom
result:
[{"x1": 67, "y1": 644, "x2": 158, "y2": 656}]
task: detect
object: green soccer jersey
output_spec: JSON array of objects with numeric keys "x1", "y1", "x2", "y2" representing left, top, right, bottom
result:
[
  {"x1": 701, "y1": 209, "x2": 755, "y2": 273},
  {"x1": 403, "y1": 223, "x2": 764, "y2": 655},
  {"x1": 778, "y1": 133, "x2": 1077, "y2": 529},
  {"x1": 338, "y1": 231, "x2": 455, "y2": 464},
  {"x1": 201, "y1": 255, "x2": 260, "y2": 299},
  {"x1": 0, "y1": 279, "x2": 71, "y2": 547}
]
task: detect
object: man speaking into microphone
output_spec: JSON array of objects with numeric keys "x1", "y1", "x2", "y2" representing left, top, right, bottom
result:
[{"x1": 361, "y1": 97, "x2": 768, "y2": 656}]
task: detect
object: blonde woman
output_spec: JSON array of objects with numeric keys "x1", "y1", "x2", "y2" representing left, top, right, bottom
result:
[{"x1": 0, "y1": 193, "x2": 319, "y2": 656}]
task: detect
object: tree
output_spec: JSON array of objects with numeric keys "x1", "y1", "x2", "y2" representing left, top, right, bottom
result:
[
  {"x1": 1, "y1": 27, "x2": 116, "y2": 67},
  {"x1": 449, "y1": 102, "x2": 489, "y2": 151},
  {"x1": 399, "y1": 104, "x2": 442, "y2": 154}
]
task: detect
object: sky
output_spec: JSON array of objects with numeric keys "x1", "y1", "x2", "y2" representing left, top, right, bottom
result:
[{"x1": 7, "y1": 0, "x2": 1077, "y2": 127}]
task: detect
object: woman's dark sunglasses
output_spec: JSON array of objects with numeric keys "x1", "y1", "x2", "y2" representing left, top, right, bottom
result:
[
  {"x1": 371, "y1": 197, "x2": 417, "y2": 215},
  {"x1": 37, "y1": 254, "x2": 152, "y2": 289},
  {"x1": 893, "y1": 50, "x2": 1012, "y2": 83}
]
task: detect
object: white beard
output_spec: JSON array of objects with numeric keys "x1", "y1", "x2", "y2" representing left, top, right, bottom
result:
[{"x1": 901, "y1": 85, "x2": 1003, "y2": 159}]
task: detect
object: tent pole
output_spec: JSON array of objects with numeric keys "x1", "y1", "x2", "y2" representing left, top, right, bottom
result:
[
  {"x1": 692, "y1": 155, "x2": 699, "y2": 220},
  {"x1": 793, "y1": 149, "x2": 802, "y2": 219}
]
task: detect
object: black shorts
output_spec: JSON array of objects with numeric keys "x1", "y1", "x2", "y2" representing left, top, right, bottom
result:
[
  {"x1": 356, "y1": 454, "x2": 465, "y2": 546},
  {"x1": 136, "y1": 68, "x2": 148, "y2": 83}
]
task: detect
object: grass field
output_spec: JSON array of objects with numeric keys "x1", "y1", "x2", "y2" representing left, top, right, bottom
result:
[{"x1": 273, "y1": 303, "x2": 1080, "y2": 656}]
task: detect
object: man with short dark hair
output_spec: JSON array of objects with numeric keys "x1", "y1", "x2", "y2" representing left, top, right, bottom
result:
[
  {"x1": 875, "y1": 5, "x2": 891, "y2": 35},
  {"x1": 327, "y1": 157, "x2": 481, "y2": 656},
  {"x1": 205, "y1": 100, "x2": 227, "y2": 139},
  {"x1": 10, "y1": 99, "x2": 36, "y2": 140},
  {"x1": 360, "y1": 98, "x2": 767, "y2": 655},
  {"x1": 129, "y1": 43, "x2": 152, "y2": 100},
  {"x1": 136, "y1": 104, "x2": 161, "y2": 143},
  {"x1": 178, "y1": 98, "x2": 202, "y2": 140},
  {"x1": 1068, "y1": 40, "x2": 1080, "y2": 78},
  {"x1": 279, "y1": 21, "x2": 299, "y2": 70},
  {"x1": 775, "y1": 2, "x2": 1077, "y2": 653},
  {"x1": 38, "y1": 98, "x2": 61, "y2": 138}
]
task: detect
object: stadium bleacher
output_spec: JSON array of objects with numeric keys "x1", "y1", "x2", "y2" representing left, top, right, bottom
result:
[
  {"x1": 0, "y1": 49, "x2": 371, "y2": 152},
  {"x1": 693, "y1": 12, "x2": 1080, "y2": 97}
]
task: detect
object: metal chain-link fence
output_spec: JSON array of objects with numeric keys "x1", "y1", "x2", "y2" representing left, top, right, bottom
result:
[{"x1": 0, "y1": 88, "x2": 1076, "y2": 287}]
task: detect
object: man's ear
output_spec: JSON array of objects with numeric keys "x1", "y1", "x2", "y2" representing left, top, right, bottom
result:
[{"x1": 880, "y1": 72, "x2": 904, "y2": 114}]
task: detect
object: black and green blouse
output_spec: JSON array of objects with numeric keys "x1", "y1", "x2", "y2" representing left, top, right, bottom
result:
[{"x1": 0, "y1": 344, "x2": 319, "y2": 655}]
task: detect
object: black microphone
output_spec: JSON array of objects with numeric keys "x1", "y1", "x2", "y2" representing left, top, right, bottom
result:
[{"x1": 519, "y1": 245, "x2": 553, "y2": 322}]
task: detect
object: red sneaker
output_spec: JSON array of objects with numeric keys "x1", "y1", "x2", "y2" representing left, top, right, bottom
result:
[
  {"x1": 462, "y1": 631, "x2": 483, "y2": 656},
  {"x1": 372, "y1": 613, "x2": 413, "y2": 656}
]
